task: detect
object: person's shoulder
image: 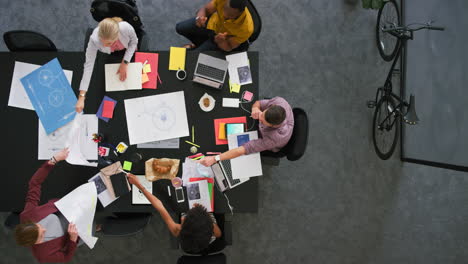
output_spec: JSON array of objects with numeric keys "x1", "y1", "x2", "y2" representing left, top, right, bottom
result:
[{"x1": 119, "y1": 21, "x2": 135, "y2": 32}]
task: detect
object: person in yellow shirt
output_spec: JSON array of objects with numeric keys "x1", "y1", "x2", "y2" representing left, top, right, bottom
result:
[{"x1": 175, "y1": 0, "x2": 254, "y2": 52}]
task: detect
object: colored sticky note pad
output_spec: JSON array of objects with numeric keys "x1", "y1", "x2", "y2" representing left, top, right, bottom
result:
[
  {"x1": 169, "y1": 47, "x2": 186, "y2": 71},
  {"x1": 102, "y1": 100, "x2": 115, "y2": 118},
  {"x1": 141, "y1": 73, "x2": 149, "y2": 83},
  {"x1": 123, "y1": 161, "x2": 132, "y2": 171},
  {"x1": 229, "y1": 80, "x2": 241, "y2": 93},
  {"x1": 218, "y1": 123, "x2": 226, "y2": 140},
  {"x1": 143, "y1": 63, "x2": 151, "y2": 73},
  {"x1": 243, "y1": 91, "x2": 253, "y2": 101},
  {"x1": 96, "y1": 96, "x2": 117, "y2": 122}
]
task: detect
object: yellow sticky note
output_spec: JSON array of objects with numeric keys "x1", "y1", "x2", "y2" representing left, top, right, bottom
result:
[
  {"x1": 141, "y1": 73, "x2": 149, "y2": 83},
  {"x1": 229, "y1": 80, "x2": 241, "y2": 93},
  {"x1": 169, "y1": 47, "x2": 186, "y2": 71},
  {"x1": 143, "y1": 63, "x2": 151, "y2": 73},
  {"x1": 218, "y1": 123, "x2": 226, "y2": 140}
]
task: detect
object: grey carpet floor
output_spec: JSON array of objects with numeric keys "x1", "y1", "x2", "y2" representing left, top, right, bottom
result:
[{"x1": 1, "y1": 1, "x2": 468, "y2": 264}]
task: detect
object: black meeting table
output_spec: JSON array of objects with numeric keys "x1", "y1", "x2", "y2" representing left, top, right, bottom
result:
[{"x1": 0, "y1": 51, "x2": 259, "y2": 214}]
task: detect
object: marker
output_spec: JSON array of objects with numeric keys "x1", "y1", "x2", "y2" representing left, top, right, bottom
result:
[
  {"x1": 192, "y1": 126, "x2": 195, "y2": 143},
  {"x1": 206, "y1": 152, "x2": 222, "y2": 155},
  {"x1": 167, "y1": 186, "x2": 171, "y2": 196},
  {"x1": 185, "y1": 140, "x2": 200, "y2": 148}
]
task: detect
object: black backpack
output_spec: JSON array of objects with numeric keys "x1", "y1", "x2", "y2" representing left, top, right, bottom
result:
[{"x1": 90, "y1": 0, "x2": 144, "y2": 35}]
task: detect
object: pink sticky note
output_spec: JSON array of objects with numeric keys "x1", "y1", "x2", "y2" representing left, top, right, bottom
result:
[
  {"x1": 243, "y1": 91, "x2": 253, "y2": 101},
  {"x1": 102, "y1": 100, "x2": 115, "y2": 118}
]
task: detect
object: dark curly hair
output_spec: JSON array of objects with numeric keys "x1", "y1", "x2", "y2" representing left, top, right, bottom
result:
[
  {"x1": 179, "y1": 204, "x2": 214, "y2": 253},
  {"x1": 229, "y1": 0, "x2": 247, "y2": 12}
]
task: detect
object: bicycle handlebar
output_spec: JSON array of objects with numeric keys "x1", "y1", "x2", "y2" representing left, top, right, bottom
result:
[{"x1": 427, "y1": 26, "x2": 445, "y2": 31}]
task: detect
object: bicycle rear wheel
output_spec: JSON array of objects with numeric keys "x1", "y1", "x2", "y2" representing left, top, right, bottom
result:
[
  {"x1": 376, "y1": 0, "x2": 401, "y2": 61},
  {"x1": 372, "y1": 96, "x2": 399, "y2": 160}
]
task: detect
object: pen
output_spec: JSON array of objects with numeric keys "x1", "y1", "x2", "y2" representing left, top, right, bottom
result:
[{"x1": 185, "y1": 140, "x2": 200, "y2": 148}]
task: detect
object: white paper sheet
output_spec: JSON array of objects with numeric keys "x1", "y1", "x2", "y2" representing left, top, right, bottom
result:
[
  {"x1": 228, "y1": 131, "x2": 263, "y2": 179},
  {"x1": 132, "y1": 175, "x2": 152, "y2": 204},
  {"x1": 137, "y1": 138, "x2": 180, "y2": 149},
  {"x1": 88, "y1": 172, "x2": 116, "y2": 207},
  {"x1": 54, "y1": 182, "x2": 98, "y2": 249},
  {"x1": 186, "y1": 180, "x2": 212, "y2": 212},
  {"x1": 124, "y1": 91, "x2": 189, "y2": 145},
  {"x1": 181, "y1": 158, "x2": 214, "y2": 187},
  {"x1": 225, "y1": 52, "x2": 252, "y2": 85},
  {"x1": 105, "y1": 63, "x2": 142, "y2": 92},
  {"x1": 38, "y1": 114, "x2": 98, "y2": 160},
  {"x1": 65, "y1": 113, "x2": 98, "y2": 167},
  {"x1": 8, "y1": 61, "x2": 73, "y2": 110}
]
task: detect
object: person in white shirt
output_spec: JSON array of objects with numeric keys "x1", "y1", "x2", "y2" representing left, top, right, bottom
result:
[{"x1": 75, "y1": 17, "x2": 138, "y2": 113}]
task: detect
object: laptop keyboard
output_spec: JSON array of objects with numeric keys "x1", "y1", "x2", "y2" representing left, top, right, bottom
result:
[
  {"x1": 196, "y1": 63, "x2": 225, "y2": 82},
  {"x1": 220, "y1": 160, "x2": 241, "y2": 186}
]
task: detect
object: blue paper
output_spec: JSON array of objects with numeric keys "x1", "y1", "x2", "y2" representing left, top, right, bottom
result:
[
  {"x1": 236, "y1": 134, "x2": 250, "y2": 147},
  {"x1": 21, "y1": 58, "x2": 77, "y2": 134},
  {"x1": 96, "y1": 96, "x2": 117, "y2": 122}
]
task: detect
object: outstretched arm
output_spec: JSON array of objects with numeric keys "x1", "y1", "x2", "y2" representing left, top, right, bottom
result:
[
  {"x1": 199, "y1": 146, "x2": 246, "y2": 167},
  {"x1": 127, "y1": 174, "x2": 181, "y2": 236}
]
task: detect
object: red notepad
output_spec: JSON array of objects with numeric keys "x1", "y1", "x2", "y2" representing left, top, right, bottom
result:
[
  {"x1": 213, "y1": 116, "x2": 247, "y2": 145},
  {"x1": 135, "y1": 52, "x2": 160, "y2": 89},
  {"x1": 102, "y1": 100, "x2": 115, "y2": 118}
]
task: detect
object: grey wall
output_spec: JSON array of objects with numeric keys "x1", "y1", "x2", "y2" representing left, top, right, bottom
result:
[{"x1": 403, "y1": 0, "x2": 468, "y2": 167}]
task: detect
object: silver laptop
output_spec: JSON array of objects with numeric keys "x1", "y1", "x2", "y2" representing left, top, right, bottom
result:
[
  {"x1": 211, "y1": 160, "x2": 249, "y2": 192},
  {"x1": 193, "y1": 53, "x2": 228, "y2": 89}
]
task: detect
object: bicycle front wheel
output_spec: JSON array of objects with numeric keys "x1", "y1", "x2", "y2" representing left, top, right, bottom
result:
[
  {"x1": 372, "y1": 96, "x2": 399, "y2": 160},
  {"x1": 376, "y1": 0, "x2": 401, "y2": 61}
]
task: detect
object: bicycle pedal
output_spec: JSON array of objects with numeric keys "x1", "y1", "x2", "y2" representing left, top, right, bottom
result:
[{"x1": 367, "y1": 100, "x2": 376, "y2": 108}]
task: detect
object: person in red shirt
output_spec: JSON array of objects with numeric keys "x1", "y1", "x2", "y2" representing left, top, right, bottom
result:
[{"x1": 14, "y1": 148, "x2": 80, "y2": 263}]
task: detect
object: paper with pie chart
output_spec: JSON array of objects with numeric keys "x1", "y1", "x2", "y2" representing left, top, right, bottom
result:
[
  {"x1": 20, "y1": 58, "x2": 77, "y2": 134},
  {"x1": 124, "y1": 91, "x2": 189, "y2": 145}
]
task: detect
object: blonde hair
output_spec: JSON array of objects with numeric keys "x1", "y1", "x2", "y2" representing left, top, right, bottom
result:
[{"x1": 98, "y1": 17, "x2": 123, "y2": 41}]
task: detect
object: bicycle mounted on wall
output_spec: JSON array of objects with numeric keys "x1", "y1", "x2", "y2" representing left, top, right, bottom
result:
[{"x1": 368, "y1": 0, "x2": 444, "y2": 160}]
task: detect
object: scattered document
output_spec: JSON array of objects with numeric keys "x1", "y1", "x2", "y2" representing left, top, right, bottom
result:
[
  {"x1": 105, "y1": 63, "x2": 142, "y2": 92},
  {"x1": 226, "y1": 52, "x2": 252, "y2": 85},
  {"x1": 186, "y1": 180, "x2": 212, "y2": 212},
  {"x1": 9, "y1": 61, "x2": 73, "y2": 110},
  {"x1": 169, "y1": 47, "x2": 186, "y2": 71},
  {"x1": 20, "y1": 58, "x2": 77, "y2": 134},
  {"x1": 88, "y1": 173, "x2": 115, "y2": 207},
  {"x1": 65, "y1": 113, "x2": 98, "y2": 167},
  {"x1": 182, "y1": 158, "x2": 214, "y2": 187},
  {"x1": 38, "y1": 114, "x2": 98, "y2": 160},
  {"x1": 228, "y1": 131, "x2": 262, "y2": 179},
  {"x1": 124, "y1": 91, "x2": 189, "y2": 145},
  {"x1": 137, "y1": 138, "x2": 180, "y2": 149},
  {"x1": 132, "y1": 175, "x2": 152, "y2": 204},
  {"x1": 55, "y1": 182, "x2": 98, "y2": 249}
]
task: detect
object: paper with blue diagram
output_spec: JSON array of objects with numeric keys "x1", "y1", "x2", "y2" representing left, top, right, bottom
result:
[
  {"x1": 20, "y1": 58, "x2": 77, "y2": 134},
  {"x1": 38, "y1": 114, "x2": 98, "y2": 162}
]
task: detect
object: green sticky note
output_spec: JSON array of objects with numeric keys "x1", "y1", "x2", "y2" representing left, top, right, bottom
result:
[{"x1": 123, "y1": 161, "x2": 132, "y2": 171}]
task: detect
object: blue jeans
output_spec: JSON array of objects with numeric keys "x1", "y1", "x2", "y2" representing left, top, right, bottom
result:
[{"x1": 175, "y1": 17, "x2": 249, "y2": 52}]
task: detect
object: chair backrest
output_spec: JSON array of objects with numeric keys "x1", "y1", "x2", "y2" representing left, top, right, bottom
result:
[
  {"x1": 177, "y1": 253, "x2": 226, "y2": 264},
  {"x1": 90, "y1": 0, "x2": 144, "y2": 35},
  {"x1": 4, "y1": 212, "x2": 20, "y2": 230},
  {"x1": 3, "y1": 30, "x2": 57, "y2": 52},
  {"x1": 281, "y1": 108, "x2": 309, "y2": 161},
  {"x1": 246, "y1": 0, "x2": 262, "y2": 44}
]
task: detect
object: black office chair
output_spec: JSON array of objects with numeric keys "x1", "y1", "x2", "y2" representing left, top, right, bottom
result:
[
  {"x1": 84, "y1": 0, "x2": 149, "y2": 51},
  {"x1": 170, "y1": 213, "x2": 232, "y2": 255},
  {"x1": 246, "y1": 0, "x2": 262, "y2": 45},
  {"x1": 3, "y1": 30, "x2": 58, "y2": 52},
  {"x1": 177, "y1": 253, "x2": 227, "y2": 264},
  {"x1": 101, "y1": 212, "x2": 152, "y2": 236},
  {"x1": 261, "y1": 108, "x2": 309, "y2": 165},
  {"x1": 4, "y1": 212, "x2": 20, "y2": 230}
]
